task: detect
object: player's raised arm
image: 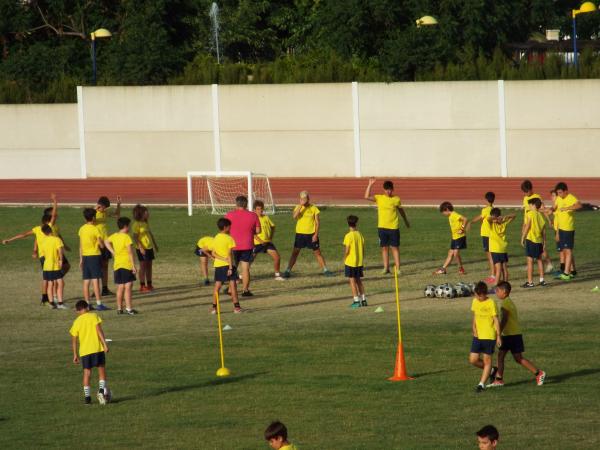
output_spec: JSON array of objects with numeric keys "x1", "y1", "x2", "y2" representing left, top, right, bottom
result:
[
  {"x1": 49, "y1": 193, "x2": 58, "y2": 226},
  {"x1": 364, "y1": 178, "x2": 376, "y2": 202},
  {"x1": 2, "y1": 229, "x2": 34, "y2": 245}
]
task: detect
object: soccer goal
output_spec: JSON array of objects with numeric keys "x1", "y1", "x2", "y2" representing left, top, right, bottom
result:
[{"x1": 187, "y1": 171, "x2": 275, "y2": 216}]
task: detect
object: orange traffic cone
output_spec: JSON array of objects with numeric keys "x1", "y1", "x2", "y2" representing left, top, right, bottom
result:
[{"x1": 388, "y1": 342, "x2": 414, "y2": 381}]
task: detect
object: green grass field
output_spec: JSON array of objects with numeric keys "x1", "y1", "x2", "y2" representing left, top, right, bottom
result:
[{"x1": 1, "y1": 205, "x2": 599, "y2": 449}]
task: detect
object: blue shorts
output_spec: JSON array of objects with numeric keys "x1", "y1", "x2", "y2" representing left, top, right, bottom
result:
[
  {"x1": 345, "y1": 265, "x2": 364, "y2": 279},
  {"x1": 43, "y1": 270, "x2": 64, "y2": 281},
  {"x1": 294, "y1": 233, "x2": 320, "y2": 250},
  {"x1": 491, "y1": 252, "x2": 508, "y2": 264},
  {"x1": 81, "y1": 351, "x2": 106, "y2": 369},
  {"x1": 525, "y1": 240, "x2": 543, "y2": 260},
  {"x1": 558, "y1": 230, "x2": 575, "y2": 250},
  {"x1": 233, "y1": 249, "x2": 253, "y2": 264},
  {"x1": 82, "y1": 255, "x2": 102, "y2": 280},
  {"x1": 136, "y1": 248, "x2": 155, "y2": 261},
  {"x1": 114, "y1": 268, "x2": 136, "y2": 285},
  {"x1": 253, "y1": 242, "x2": 277, "y2": 254},
  {"x1": 482, "y1": 236, "x2": 490, "y2": 252},
  {"x1": 195, "y1": 247, "x2": 209, "y2": 257},
  {"x1": 451, "y1": 236, "x2": 467, "y2": 250},
  {"x1": 378, "y1": 228, "x2": 400, "y2": 247},
  {"x1": 499, "y1": 334, "x2": 525, "y2": 354},
  {"x1": 214, "y1": 266, "x2": 238, "y2": 283},
  {"x1": 470, "y1": 337, "x2": 495, "y2": 355}
]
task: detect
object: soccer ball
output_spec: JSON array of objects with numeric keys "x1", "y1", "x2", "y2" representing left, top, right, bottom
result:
[
  {"x1": 424, "y1": 285, "x2": 436, "y2": 298},
  {"x1": 103, "y1": 387, "x2": 112, "y2": 403},
  {"x1": 443, "y1": 285, "x2": 457, "y2": 299},
  {"x1": 434, "y1": 285, "x2": 446, "y2": 298},
  {"x1": 454, "y1": 284, "x2": 466, "y2": 297}
]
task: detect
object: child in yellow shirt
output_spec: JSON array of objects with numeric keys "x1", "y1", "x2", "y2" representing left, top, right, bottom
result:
[
  {"x1": 434, "y1": 202, "x2": 467, "y2": 275},
  {"x1": 343, "y1": 215, "x2": 367, "y2": 308}
]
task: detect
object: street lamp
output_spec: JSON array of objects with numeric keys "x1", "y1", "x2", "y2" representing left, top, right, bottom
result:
[
  {"x1": 91, "y1": 28, "x2": 112, "y2": 85},
  {"x1": 572, "y1": 2, "x2": 597, "y2": 73},
  {"x1": 416, "y1": 16, "x2": 438, "y2": 28}
]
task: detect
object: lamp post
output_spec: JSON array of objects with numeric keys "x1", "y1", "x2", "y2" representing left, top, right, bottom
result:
[
  {"x1": 416, "y1": 15, "x2": 438, "y2": 28},
  {"x1": 91, "y1": 28, "x2": 112, "y2": 85},
  {"x1": 572, "y1": 2, "x2": 597, "y2": 73}
]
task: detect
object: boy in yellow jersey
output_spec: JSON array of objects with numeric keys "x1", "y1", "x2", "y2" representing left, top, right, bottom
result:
[
  {"x1": 39, "y1": 224, "x2": 66, "y2": 309},
  {"x1": 343, "y1": 215, "x2": 367, "y2": 308},
  {"x1": 486, "y1": 208, "x2": 516, "y2": 284},
  {"x1": 41, "y1": 194, "x2": 72, "y2": 276},
  {"x1": 252, "y1": 200, "x2": 285, "y2": 281},
  {"x1": 264, "y1": 421, "x2": 298, "y2": 450},
  {"x1": 283, "y1": 191, "x2": 333, "y2": 278},
  {"x1": 520, "y1": 180, "x2": 553, "y2": 272},
  {"x1": 364, "y1": 178, "x2": 410, "y2": 274},
  {"x1": 468, "y1": 192, "x2": 496, "y2": 283},
  {"x1": 95, "y1": 195, "x2": 122, "y2": 296},
  {"x1": 70, "y1": 300, "x2": 110, "y2": 405},
  {"x1": 469, "y1": 281, "x2": 501, "y2": 393},
  {"x1": 551, "y1": 182, "x2": 582, "y2": 281},
  {"x1": 434, "y1": 202, "x2": 467, "y2": 275},
  {"x1": 211, "y1": 218, "x2": 241, "y2": 314},
  {"x1": 488, "y1": 282, "x2": 546, "y2": 387},
  {"x1": 520, "y1": 198, "x2": 546, "y2": 288},
  {"x1": 132, "y1": 204, "x2": 158, "y2": 292},
  {"x1": 105, "y1": 217, "x2": 138, "y2": 315},
  {"x1": 79, "y1": 208, "x2": 108, "y2": 310},
  {"x1": 195, "y1": 235, "x2": 214, "y2": 286}
]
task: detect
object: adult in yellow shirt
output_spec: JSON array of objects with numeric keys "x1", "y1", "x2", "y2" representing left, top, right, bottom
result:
[
  {"x1": 469, "y1": 282, "x2": 501, "y2": 393},
  {"x1": 520, "y1": 198, "x2": 546, "y2": 288},
  {"x1": 105, "y1": 217, "x2": 138, "y2": 315},
  {"x1": 95, "y1": 195, "x2": 121, "y2": 296},
  {"x1": 210, "y1": 218, "x2": 242, "y2": 314},
  {"x1": 283, "y1": 191, "x2": 333, "y2": 278},
  {"x1": 551, "y1": 182, "x2": 582, "y2": 280},
  {"x1": 468, "y1": 191, "x2": 496, "y2": 283},
  {"x1": 252, "y1": 200, "x2": 285, "y2": 281},
  {"x1": 434, "y1": 202, "x2": 468, "y2": 275},
  {"x1": 195, "y1": 235, "x2": 214, "y2": 286},
  {"x1": 39, "y1": 224, "x2": 66, "y2": 309},
  {"x1": 343, "y1": 215, "x2": 367, "y2": 308},
  {"x1": 79, "y1": 208, "x2": 108, "y2": 310},
  {"x1": 487, "y1": 208, "x2": 516, "y2": 284},
  {"x1": 364, "y1": 178, "x2": 410, "y2": 275}
]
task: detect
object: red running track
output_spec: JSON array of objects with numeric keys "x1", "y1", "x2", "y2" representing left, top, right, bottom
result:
[{"x1": 1, "y1": 178, "x2": 600, "y2": 206}]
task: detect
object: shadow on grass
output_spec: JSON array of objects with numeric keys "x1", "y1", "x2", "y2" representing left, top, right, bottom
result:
[
  {"x1": 508, "y1": 368, "x2": 600, "y2": 387},
  {"x1": 410, "y1": 368, "x2": 457, "y2": 378}
]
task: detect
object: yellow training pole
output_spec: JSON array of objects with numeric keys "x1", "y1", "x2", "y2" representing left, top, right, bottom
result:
[
  {"x1": 215, "y1": 291, "x2": 230, "y2": 377},
  {"x1": 388, "y1": 264, "x2": 413, "y2": 381},
  {"x1": 393, "y1": 265, "x2": 402, "y2": 344}
]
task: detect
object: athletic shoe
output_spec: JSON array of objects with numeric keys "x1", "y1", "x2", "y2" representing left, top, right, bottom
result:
[
  {"x1": 97, "y1": 391, "x2": 106, "y2": 405},
  {"x1": 323, "y1": 270, "x2": 335, "y2": 277},
  {"x1": 381, "y1": 269, "x2": 391, "y2": 275},
  {"x1": 487, "y1": 379, "x2": 504, "y2": 387},
  {"x1": 484, "y1": 276, "x2": 496, "y2": 284},
  {"x1": 47, "y1": 301, "x2": 57, "y2": 309},
  {"x1": 283, "y1": 270, "x2": 291, "y2": 279},
  {"x1": 536, "y1": 370, "x2": 546, "y2": 386},
  {"x1": 147, "y1": 285, "x2": 155, "y2": 291},
  {"x1": 241, "y1": 290, "x2": 254, "y2": 297},
  {"x1": 475, "y1": 384, "x2": 485, "y2": 393},
  {"x1": 117, "y1": 310, "x2": 124, "y2": 315},
  {"x1": 559, "y1": 273, "x2": 572, "y2": 281},
  {"x1": 140, "y1": 285, "x2": 150, "y2": 293},
  {"x1": 539, "y1": 280, "x2": 547, "y2": 286},
  {"x1": 84, "y1": 396, "x2": 92, "y2": 405},
  {"x1": 350, "y1": 302, "x2": 361, "y2": 309},
  {"x1": 552, "y1": 270, "x2": 563, "y2": 277},
  {"x1": 125, "y1": 309, "x2": 138, "y2": 315},
  {"x1": 101, "y1": 287, "x2": 113, "y2": 296},
  {"x1": 433, "y1": 268, "x2": 447, "y2": 275},
  {"x1": 56, "y1": 303, "x2": 68, "y2": 310},
  {"x1": 521, "y1": 282, "x2": 535, "y2": 288},
  {"x1": 274, "y1": 275, "x2": 285, "y2": 281},
  {"x1": 95, "y1": 304, "x2": 110, "y2": 311},
  {"x1": 571, "y1": 270, "x2": 578, "y2": 277},
  {"x1": 458, "y1": 267, "x2": 466, "y2": 275},
  {"x1": 544, "y1": 263, "x2": 554, "y2": 273},
  {"x1": 361, "y1": 299, "x2": 368, "y2": 307},
  {"x1": 233, "y1": 306, "x2": 243, "y2": 314},
  {"x1": 488, "y1": 366, "x2": 498, "y2": 384},
  {"x1": 203, "y1": 279, "x2": 210, "y2": 286}
]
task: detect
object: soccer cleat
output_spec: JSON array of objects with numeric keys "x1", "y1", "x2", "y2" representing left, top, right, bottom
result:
[
  {"x1": 97, "y1": 391, "x2": 106, "y2": 405},
  {"x1": 274, "y1": 275, "x2": 285, "y2": 281},
  {"x1": 203, "y1": 279, "x2": 210, "y2": 286},
  {"x1": 539, "y1": 280, "x2": 547, "y2": 286},
  {"x1": 140, "y1": 285, "x2": 150, "y2": 293},
  {"x1": 433, "y1": 268, "x2": 446, "y2": 275},
  {"x1": 117, "y1": 309, "x2": 124, "y2": 315},
  {"x1": 241, "y1": 290, "x2": 254, "y2": 297},
  {"x1": 125, "y1": 309, "x2": 138, "y2": 315},
  {"x1": 484, "y1": 276, "x2": 496, "y2": 284},
  {"x1": 475, "y1": 384, "x2": 485, "y2": 393},
  {"x1": 283, "y1": 270, "x2": 291, "y2": 279},
  {"x1": 487, "y1": 379, "x2": 504, "y2": 387},
  {"x1": 323, "y1": 270, "x2": 335, "y2": 277},
  {"x1": 361, "y1": 299, "x2": 368, "y2": 307},
  {"x1": 521, "y1": 282, "x2": 535, "y2": 288},
  {"x1": 536, "y1": 370, "x2": 546, "y2": 386},
  {"x1": 95, "y1": 304, "x2": 110, "y2": 311},
  {"x1": 56, "y1": 303, "x2": 68, "y2": 310},
  {"x1": 350, "y1": 301, "x2": 361, "y2": 309},
  {"x1": 458, "y1": 267, "x2": 466, "y2": 275},
  {"x1": 571, "y1": 270, "x2": 578, "y2": 277},
  {"x1": 381, "y1": 268, "x2": 391, "y2": 275},
  {"x1": 48, "y1": 301, "x2": 57, "y2": 309},
  {"x1": 552, "y1": 270, "x2": 563, "y2": 277},
  {"x1": 84, "y1": 396, "x2": 92, "y2": 405},
  {"x1": 488, "y1": 367, "x2": 498, "y2": 384},
  {"x1": 559, "y1": 273, "x2": 572, "y2": 281},
  {"x1": 101, "y1": 287, "x2": 114, "y2": 296},
  {"x1": 147, "y1": 284, "x2": 155, "y2": 291},
  {"x1": 233, "y1": 306, "x2": 243, "y2": 314}
]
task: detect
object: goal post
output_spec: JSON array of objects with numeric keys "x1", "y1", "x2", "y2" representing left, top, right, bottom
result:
[{"x1": 186, "y1": 171, "x2": 275, "y2": 216}]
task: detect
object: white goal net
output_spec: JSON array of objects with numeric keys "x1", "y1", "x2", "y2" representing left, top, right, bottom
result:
[{"x1": 187, "y1": 171, "x2": 275, "y2": 216}]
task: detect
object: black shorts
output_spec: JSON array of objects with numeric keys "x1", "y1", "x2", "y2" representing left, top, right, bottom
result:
[
  {"x1": 450, "y1": 236, "x2": 467, "y2": 250},
  {"x1": 214, "y1": 266, "x2": 238, "y2": 283},
  {"x1": 253, "y1": 242, "x2": 277, "y2": 254},
  {"x1": 81, "y1": 351, "x2": 106, "y2": 369},
  {"x1": 558, "y1": 230, "x2": 575, "y2": 250},
  {"x1": 345, "y1": 265, "x2": 364, "y2": 279},
  {"x1": 114, "y1": 268, "x2": 136, "y2": 285},
  {"x1": 82, "y1": 255, "x2": 103, "y2": 280},
  {"x1": 100, "y1": 247, "x2": 112, "y2": 261},
  {"x1": 482, "y1": 236, "x2": 490, "y2": 252},
  {"x1": 43, "y1": 270, "x2": 64, "y2": 281},
  {"x1": 499, "y1": 334, "x2": 525, "y2": 354},
  {"x1": 233, "y1": 249, "x2": 253, "y2": 264},
  {"x1": 294, "y1": 233, "x2": 320, "y2": 250},
  {"x1": 491, "y1": 252, "x2": 508, "y2": 264},
  {"x1": 525, "y1": 240, "x2": 543, "y2": 260},
  {"x1": 470, "y1": 337, "x2": 495, "y2": 355},
  {"x1": 136, "y1": 248, "x2": 155, "y2": 261},
  {"x1": 378, "y1": 228, "x2": 400, "y2": 247},
  {"x1": 195, "y1": 247, "x2": 209, "y2": 257}
]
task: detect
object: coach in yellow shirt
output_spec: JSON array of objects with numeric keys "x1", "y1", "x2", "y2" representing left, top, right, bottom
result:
[
  {"x1": 551, "y1": 182, "x2": 582, "y2": 280},
  {"x1": 364, "y1": 178, "x2": 410, "y2": 275}
]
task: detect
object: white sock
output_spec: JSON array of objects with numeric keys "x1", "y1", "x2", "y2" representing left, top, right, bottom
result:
[
  {"x1": 540, "y1": 277, "x2": 544, "y2": 282},
  {"x1": 99, "y1": 380, "x2": 106, "y2": 393},
  {"x1": 83, "y1": 386, "x2": 91, "y2": 397},
  {"x1": 361, "y1": 294, "x2": 366, "y2": 300},
  {"x1": 353, "y1": 296, "x2": 360, "y2": 303},
  {"x1": 96, "y1": 300, "x2": 102, "y2": 305},
  {"x1": 275, "y1": 272, "x2": 281, "y2": 277}
]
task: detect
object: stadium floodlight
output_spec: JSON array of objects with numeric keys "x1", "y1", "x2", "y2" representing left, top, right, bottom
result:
[
  {"x1": 572, "y1": 2, "x2": 598, "y2": 73},
  {"x1": 415, "y1": 16, "x2": 438, "y2": 28},
  {"x1": 90, "y1": 28, "x2": 112, "y2": 85}
]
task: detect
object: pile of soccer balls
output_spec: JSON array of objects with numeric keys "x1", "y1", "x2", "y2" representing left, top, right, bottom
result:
[{"x1": 424, "y1": 282, "x2": 475, "y2": 299}]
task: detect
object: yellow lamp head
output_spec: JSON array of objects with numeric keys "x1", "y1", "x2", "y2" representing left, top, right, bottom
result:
[
  {"x1": 573, "y1": 2, "x2": 597, "y2": 17},
  {"x1": 91, "y1": 28, "x2": 112, "y2": 40},
  {"x1": 416, "y1": 16, "x2": 438, "y2": 27}
]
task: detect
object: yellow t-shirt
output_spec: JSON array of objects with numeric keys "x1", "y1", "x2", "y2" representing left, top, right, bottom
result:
[
  {"x1": 255, "y1": 215, "x2": 275, "y2": 244},
  {"x1": 69, "y1": 312, "x2": 104, "y2": 357},
  {"x1": 480, "y1": 205, "x2": 492, "y2": 237},
  {"x1": 132, "y1": 220, "x2": 153, "y2": 250},
  {"x1": 212, "y1": 233, "x2": 236, "y2": 268},
  {"x1": 555, "y1": 194, "x2": 579, "y2": 231},
  {"x1": 449, "y1": 211, "x2": 465, "y2": 240},
  {"x1": 280, "y1": 445, "x2": 298, "y2": 450},
  {"x1": 489, "y1": 219, "x2": 511, "y2": 253},
  {"x1": 107, "y1": 232, "x2": 134, "y2": 270},
  {"x1": 471, "y1": 298, "x2": 498, "y2": 340},
  {"x1": 522, "y1": 193, "x2": 542, "y2": 220},
  {"x1": 374, "y1": 194, "x2": 402, "y2": 229},
  {"x1": 95, "y1": 209, "x2": 109, "y2": 239},
  {"x1": 196, "y1": 236, "x2": 214, "y2": 251},
  {"x1": 31, "y1": 225, "x2": 47, "y2": 258},
  {"x1": 40, "y1": 235, "x2": 64, "y2": 271},
  {"x1": 500, "y1": 297, "x2": 521, "y2": 336},
  {"x1": 343, "y1": 230, "x2": 365, "y2": 267},
  {"x1": 525, "y1": 209, "x2": 546, "y2": 244},
  {"x1": 79, "y1": 223, "x2": 102, "y2": 256},
  {"x1": 295, "y1": 204, "x2": 320, "y2": 234}
]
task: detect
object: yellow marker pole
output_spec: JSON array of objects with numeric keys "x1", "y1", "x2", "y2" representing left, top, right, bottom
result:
[
  {"x1": 215, "y1": 291, "x2": 230, "y2": 377},
  {"x1": 393, "y1": 265, "x2": 402, "y2": 344},
  {"x1": 388, "y1": 265, "x2": 413, "y2": 381}
]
